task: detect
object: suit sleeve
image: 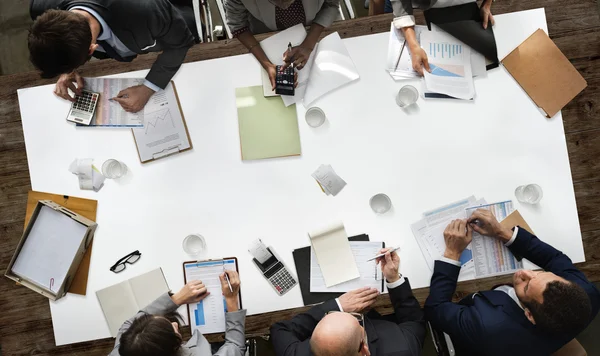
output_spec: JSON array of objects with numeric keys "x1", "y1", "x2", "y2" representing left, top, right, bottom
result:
[
  {"x1": 214, "y1": 310, "x2": 247, "y2": 356},
  {"x1": 312, "y1": 0, "x2": 341, "y2": 28},
  {"x1": 143, "y1": 0, "x2": 195, "y2": 89},
  {"x1": 109, "y1": 293, "x2": 179, "y2": 356},
  {"x1": 388, "y1": 278, "x2": 426, "y2": 349},
  {"x1": 424, "y1": 261, "x2": 485, "y2": 344},
  {"x1": 508, "y1": 228, "x2": 600, "y2": 318},
  {"x1": 270, "y1": 299, "x2": 340, "y2": 356}
]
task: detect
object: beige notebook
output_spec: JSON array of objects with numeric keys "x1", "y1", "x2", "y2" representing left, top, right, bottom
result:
[
  {"x1": 235, "y1": 86, "x2": 301, "y2": 160},
  {"x1": 309, "y1": 222, "x2": 360, "y2": 287},
  {"x1": 96, "y1": 268, "x2": 169, "y2": 337}
]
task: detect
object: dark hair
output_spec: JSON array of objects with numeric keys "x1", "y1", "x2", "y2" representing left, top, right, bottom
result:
[
  {"x1": 523, "y1": 281, "x2": 592, "y2": 335},
  {"x1": 28, "y1": 9, "x2": 92, "y2": 78},
  {"x1": 119, "y1": 313, "x2": 183, "y2": 356}
]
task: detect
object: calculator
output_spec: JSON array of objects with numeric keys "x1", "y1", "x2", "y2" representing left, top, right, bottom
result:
[
  {"x1": 249, "y1": 240, "x2": 297, "y2": 296},
  {"x1": 66, "y1": 90, "x2": 99, "y2": 125},
  {"x1": 275, "y1": 65, "x2": 295, "y2": 96}
]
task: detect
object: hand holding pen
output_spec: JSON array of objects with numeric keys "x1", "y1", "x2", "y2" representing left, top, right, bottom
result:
[
  {"x1": 374, "y1": 247, "x2": 401, "y2": 283},
  {"x1": 282, "y1": 42, "x2": 312, "y2": 71}
]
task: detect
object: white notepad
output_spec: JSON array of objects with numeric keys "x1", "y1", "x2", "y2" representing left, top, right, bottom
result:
[
  {"x1": 308, "y1": 222, "x2": 360, "y2": 287},
  {"x1": 96, "y1": 268, "x2": 169, "y2": 337},
  {"x1": 259, "y1": 25, "x2": 360, "y2": 107},
  {"x1": 310, "y1": 241, "x2": 385, "y2": 293}
]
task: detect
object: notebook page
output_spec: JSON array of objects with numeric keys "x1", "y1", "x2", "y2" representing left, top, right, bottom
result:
[
  {"x1": 310, "y1": 241, "x2": 384, "y2": 293},
  {"x1": 96, "y1": 280, "x2": 138, "y2": 337},
  {"x1": 130, "y1": 268, "x2": 170, "y2": 311},
  {"x1": 308, "y1": 222, "x2": 360, "y2": 287}
]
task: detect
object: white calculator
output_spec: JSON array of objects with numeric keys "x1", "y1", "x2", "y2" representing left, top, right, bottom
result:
[
  {"x1": 66, "y1": 90, "x2": 99, "y2": 125},
  {"x1": 249, "y1": 239, "x2": 297, "y2": 296}
]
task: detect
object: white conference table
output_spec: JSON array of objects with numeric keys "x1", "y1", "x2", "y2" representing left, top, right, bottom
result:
[{"x1": 17, "y1": 8, "x2": 584, "y2": 346}]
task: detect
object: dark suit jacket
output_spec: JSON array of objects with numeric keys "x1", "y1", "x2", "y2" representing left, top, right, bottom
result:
[
  {"x1": 270, "y1": 278, "x2": 426, "y2": 356},
  {"x1": 425, "y1": 228, "x2": 600, "y2": 356},
  {"x1": 30, "y1": 0, "x2": 195, "y2": 89}
]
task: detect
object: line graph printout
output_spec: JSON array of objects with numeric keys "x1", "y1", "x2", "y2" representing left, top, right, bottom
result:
[
  {"x1": 132, "y1": 82, "x2": 191, "y2": 162},
  {"x1": 421, "y1": 30, "x2": 475, "y2": 100}
]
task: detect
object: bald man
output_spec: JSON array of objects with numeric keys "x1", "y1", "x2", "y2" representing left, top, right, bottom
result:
[{"x1": 270, "y1": 248, "x2": 425, "y2": 356}]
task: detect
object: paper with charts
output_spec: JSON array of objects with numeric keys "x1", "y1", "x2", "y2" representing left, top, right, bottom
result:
[
  {"x1": 184, "y1": 259, "x2": 241, "y2": 335},
  {"x1": 132, "y1": 82, "x2": 191, "y2": 162},
  {"x1": 420, "y1": 30, "x2": 475, "y2": 100},
  {"x1": 308, "y1": 222, "x2": 360, "y2": 287},
  {"x1": 82, "y1": 78, "x2": 144, "y2": 127},
  {"x1": 310, "y1": 241, "x2": 384, "y2": 293},
  {"x1": 412, "y1": 197, "x2": 522, "y2": 280}
]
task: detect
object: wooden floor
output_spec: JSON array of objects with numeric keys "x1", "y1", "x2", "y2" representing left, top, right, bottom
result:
[{"x1": 1, "y1": 2, "x2": 599, "y2": 355}]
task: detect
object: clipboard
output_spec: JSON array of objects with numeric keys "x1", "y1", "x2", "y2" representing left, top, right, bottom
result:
[
  {"x1": 132, "y1": 81, "x2": 194, "y2": 163},
  {"x1": 182, "y1": 257, "x2": 242, "y2": 334}
]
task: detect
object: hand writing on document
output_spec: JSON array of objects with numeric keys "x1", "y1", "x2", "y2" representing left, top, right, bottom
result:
[
  {"x1": 443, "y1": 219, "x2": 472, "y2": 261},
  {"x1": 111, "y1": 85, "x2": 155, "y2": 113},
  {"x1": 220, "y1": 270, "x2": 241, "y2": 312},
  {"x1": 467, "y1": 209, "x2": 513, "y2": 243}
]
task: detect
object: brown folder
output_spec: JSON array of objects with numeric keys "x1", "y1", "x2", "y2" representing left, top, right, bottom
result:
[
  {"x1": 502, "y1": 29, "x2": 587, "y2": 118},
  {"x1": 500, "y1": 210, "x2": 534, "y2": 235},
  {"x1": 22, "y1": 191, "x2": 98, "y2": 295}
]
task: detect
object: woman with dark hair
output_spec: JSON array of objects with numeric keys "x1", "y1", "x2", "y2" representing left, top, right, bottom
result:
[{"x1": 109, "y1": 271, "x2": 245, "y2": 356}]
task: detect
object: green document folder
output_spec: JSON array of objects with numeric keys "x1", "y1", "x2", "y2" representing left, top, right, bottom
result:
[{"x1": 236, "y1": 86, "x2": 301, "y2": 160}]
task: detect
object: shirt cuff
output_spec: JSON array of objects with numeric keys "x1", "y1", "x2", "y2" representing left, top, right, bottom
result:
[
  {"x1": 143, "y1": 80, "x2": 161, "y2": 92},
  {"x1": 335, "y1": 298, "x2": 343, "y2": 312},
  {"x1": 505, "y1": 226, "x2": 519, "y2": 247},
  {"x1": 438, "y1": 256, "x2": 462, "y2": 267},
  {"x1": 393, "y1": 15, "x2": 416, "y2": 29},
  {"x1": 386, "y1": 275, "x2": 406, "y2": 289}
]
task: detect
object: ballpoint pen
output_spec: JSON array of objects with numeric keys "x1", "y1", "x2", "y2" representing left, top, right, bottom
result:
[
  {"x1": 224, "y1": 270, "x2": 233, "y2": 293},
  {"x1": 287, "y1": 42, "x2": 294, "y2": 68},
  {"x1": 367, "y1": 247, "x2": 401, "y2": 262}
]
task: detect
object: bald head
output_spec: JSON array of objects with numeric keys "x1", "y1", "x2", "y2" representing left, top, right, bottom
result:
[{"x1": 310, "y1": 313, "x2": 364, "y2": 356}]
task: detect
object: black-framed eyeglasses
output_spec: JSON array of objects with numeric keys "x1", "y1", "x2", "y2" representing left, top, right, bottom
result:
[{"x1": 110, "y1": 250, "x2": 141, "y2": 273}]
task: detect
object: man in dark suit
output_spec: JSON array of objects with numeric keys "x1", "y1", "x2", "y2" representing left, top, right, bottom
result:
[
  {"x1": 270, "y1": 248, "x2": 425, "y2": 356},
  {"x1": 28, "y1": 0, "x2": 198, "y2": 113},
  {"x1": 426, "y1": 210, "x2": 600, "y2": 356}
]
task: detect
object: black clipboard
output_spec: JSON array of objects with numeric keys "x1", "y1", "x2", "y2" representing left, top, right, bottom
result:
[
  {"x1": 424, "y1": 2, "x2": 499, "y2": 70},
  {"x1": 182, "y1": 257, "x2": 242, "y2": 333}
]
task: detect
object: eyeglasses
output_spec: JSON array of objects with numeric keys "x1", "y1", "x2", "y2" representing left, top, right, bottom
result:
[
  {"x1": 325, "y1": 311, "x2": 366, "y2": 352},
  {"x1": 110, "y1": 250, "x2": 141, "y2": 273}
]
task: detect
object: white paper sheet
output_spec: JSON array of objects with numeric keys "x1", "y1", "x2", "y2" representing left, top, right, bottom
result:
[
  {"x1": 429, "y1": 24, "x2": 487, "y2": 78},
  {"x1": 132, "y1": 82, "x2": 190, "y2": 162},
  {"x1": 310, "y1": 241, "x2": 384, "y2": 293},
  {"x1": 308, "y1": 222, "x2": 360, "y2": 287},
  {"x1": 421, "y1": 30, "x2": 475, "y2": 100},
  {"x1": 185, "y1": 259, "x2": 239, "y2": 335},
  {"x1": 12, "y1": 205, "x2": 88, "y2": 292}
]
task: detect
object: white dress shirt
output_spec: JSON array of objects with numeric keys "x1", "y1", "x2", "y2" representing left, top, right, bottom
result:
[{"x1": 70, "y1": 6, "x2": 160, "y2": 92}]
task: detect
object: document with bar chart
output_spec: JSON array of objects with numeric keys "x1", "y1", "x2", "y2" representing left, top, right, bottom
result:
[
  {"x1": 132, "y1": 81, "x2": 192, "y2": 162},
  {"x1": 183, "y1": 258, "x2": 241, "y2": 335},
  {"x1": 466, "y1": 201, "x2": 523, "y2": 278},
  {"x1": 420, "y1": 30, "x2": 475, "y2": 100}
]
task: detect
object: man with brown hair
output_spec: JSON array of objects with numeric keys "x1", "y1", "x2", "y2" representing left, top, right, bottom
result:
[{"x1": 29, "y1": 0, "x2": 198, "y2": 113}]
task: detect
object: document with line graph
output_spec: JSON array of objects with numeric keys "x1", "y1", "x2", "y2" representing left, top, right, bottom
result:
[{"x1": 132, "y1": 81, "x2": 192, "y2": 163}]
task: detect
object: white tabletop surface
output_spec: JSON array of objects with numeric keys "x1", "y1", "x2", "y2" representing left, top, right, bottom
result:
[{"x1": 17, "y1": 8, "x2": 584, "y2": 346}]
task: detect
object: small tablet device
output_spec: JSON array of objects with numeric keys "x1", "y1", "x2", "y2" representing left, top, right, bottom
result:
[
  {"x1": 275, "y1": 65, "x2": 295, "y2": 96},
  {"x1": 249, "y1": 239, "x2": 297, "y2": 296},
  {"x1": 66, "y1": 90, "x2": 99, "y2": 125}
]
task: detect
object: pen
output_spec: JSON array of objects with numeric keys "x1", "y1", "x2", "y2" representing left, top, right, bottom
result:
[
  {"x1": 224, "y1": 271, "x2": 233, "y2": 293},
  {"x1": 394, "y1": 40, "x2": 407, "y2": 72},
  {"x1": 367, "y1": 247, "x2": 401, "y2": 262},
  {"x1": 287, "y1": 42, "x2": 294, "y2": 68},
  {"x1": 109, "y1": 94, "x2": 129, "y2": 101}
]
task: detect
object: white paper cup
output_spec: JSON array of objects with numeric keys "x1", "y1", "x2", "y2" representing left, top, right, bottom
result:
[{"x1": 305, "y1": 107, "x2": 326, "y2": 128}]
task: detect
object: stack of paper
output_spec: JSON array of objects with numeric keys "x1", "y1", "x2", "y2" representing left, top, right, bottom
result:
[
  {"x1": 411, "y1": 197, "x2": 522, "y2": 280},
  {"x1": 310, "y1": 241, "x2": 384, "y2": 293},
  {"x1": 308, "y1": 222, "x2": 360, "y2": 287},
  {"x1": 386, "y1": 24, "x2": 427, "y2": 80},
  {"x1": 312, "y1": 164, "x2": 347, "y2": 196}
]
